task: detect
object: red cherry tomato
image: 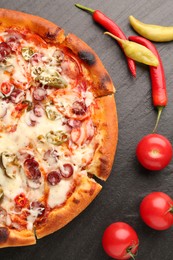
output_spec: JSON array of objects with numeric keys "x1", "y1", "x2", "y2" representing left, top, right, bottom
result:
[
  {"x1": 102, "y1": 222, "x2": 139, "y2": 259},
  {"x1": 140, "y1": 192, "x2": 173, "y2": 230},
  {"x1": 136, "y1": 134, "x2": 173, "y2": 170}
]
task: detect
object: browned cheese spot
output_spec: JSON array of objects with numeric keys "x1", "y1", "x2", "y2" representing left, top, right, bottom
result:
[{"x1": 45, "y1": 27, "x2": 62, "y2": 40}]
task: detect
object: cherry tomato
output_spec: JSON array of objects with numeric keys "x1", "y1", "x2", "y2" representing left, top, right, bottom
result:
[
  {"x1": 102, "y1": 222, "x2": 139, "y2": 259},
  {"x1": 140, "y1": 192, "x2": 173, "y2": 230},
  {"x1": 136, "y1": 133, "x2": 173, "y2": 171}
]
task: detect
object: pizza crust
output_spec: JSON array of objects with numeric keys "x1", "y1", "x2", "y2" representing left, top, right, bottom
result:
[
  {"x1": 87, "y1": 95, "x2": 118, "y2": 180},
  {"x1": 0, "y1": 229, "x2": 36, "y2": 248},
  {"x1": 35, "y1": 175, "x2": 102, "y2": 238},
  {"x1": 64, "y1": 33, "x2": 115, "y2": 97},
  {"x1": 0, "y1": 8, "x2": 65, "y2": 43}
]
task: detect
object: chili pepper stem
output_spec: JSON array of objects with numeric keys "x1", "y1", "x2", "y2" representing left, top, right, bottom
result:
[
  {"x1": 75, "y1": 4, "x2": 95, "y2": 14},
  {"x1": 104, "y1": 32, "x2": 124, "y2": 44},
  {"x1": 153, "y1": 106, "x2": 163, "y2": 133},
  {"x1": 75, "y1": 5, "x2": 137, "y2": 77}
]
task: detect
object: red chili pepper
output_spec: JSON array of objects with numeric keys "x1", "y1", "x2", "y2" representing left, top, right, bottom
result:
[
  {"x1": 14, "y1": 193, "x2": 27, "y2": 208},
  {"x1": 15, "y1": 103, "x2": 28, "y2": 111},
  {"x1": 0, "y1": 82, "x2": 13, "y2": 96},
  {"x1": 128, "y1": 35, "x2": 167, "y2": 132},
  {"x1": 75, "y1": 4, "x2": 136, "y2": 77}
]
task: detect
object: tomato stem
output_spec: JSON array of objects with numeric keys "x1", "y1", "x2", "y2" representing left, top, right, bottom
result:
[
  {"x1": 126, "y1": 246, "x2": 136, "y2": 260},
  {"x1": 152, "y1": 106, "x2": 163, "y2": 133},
  {"x1": 129, "y1": 252, "x2": 136, "y2": 260},
  {"x1": 168, "y1": 203, "x2": 173, "y2": 214},
  {"x1": 169, "y1": 208, "x2": 173, "y2": 214}
]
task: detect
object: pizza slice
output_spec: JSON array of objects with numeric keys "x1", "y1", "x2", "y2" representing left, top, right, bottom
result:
[{"x1": 0, "y1": 8, "x2": 118, "y2": 247}]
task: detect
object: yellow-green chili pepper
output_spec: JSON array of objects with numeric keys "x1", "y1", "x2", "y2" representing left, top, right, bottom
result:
[
  {"x1": 21, "y1": 47, "x2": 34, "y2": 60},
  {"x1": 46, "y1": 130, "x2": 68, "y2": 145},
  {"x1": 104, "y1": 32, "x2": 159, "y2": 67},
  {"x1": 129, "y1": 15, "x2": 173, "y2": 42}
]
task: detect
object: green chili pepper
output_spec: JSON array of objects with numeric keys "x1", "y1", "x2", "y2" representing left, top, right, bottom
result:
[
  {"x1": 37, "y1": 135, "x2": 46, "y2": 143},
  {"x1": 0, "y1": 187, "x2": 4, "y2": 200},
  {"x1": 104, "y1": 32, "x2": 159, "y2": 67},
  {"x1": 22, "y1": 100, "x2": 33, "y2": 111},
  {"x1": 21, "y1": 47, "x2": 34, "y2": 61},
  {"x1": 33, "y1": 68, "x2": 67, "y2": 88},
  {"x1": 0, "y1": 152, "x2": 18, "y2": 179},
  {"x1": 46, "y1": 130, "x2": 68, "y2": 145},
  {"x1": 45, "y1": 105, "x2": 61, "y2": 120},
  {"x1": 0, "y1": 62, "x2": 14, "y2": 72},
  {"x1": 129, "y1": 16, "x2": 173, "y2": 42},
  {"x1": 48, "y1": 77, "x2": 67, "y2": 88}
]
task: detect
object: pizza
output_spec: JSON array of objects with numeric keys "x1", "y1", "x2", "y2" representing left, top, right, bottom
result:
[{"x1": 0, "y1": 8, "x2": 118, "y2": 247}]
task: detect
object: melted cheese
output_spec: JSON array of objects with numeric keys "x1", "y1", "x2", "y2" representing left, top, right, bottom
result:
[
  {"x1": 0, "y1": 168, "x2": 24, "y2": 199},
  {"x1": 0, "y1": 30, "x2": 98, "y2": 231},
  {"x1": 54, "y1": 91, "x2": 80, "y2": 107},
  {"x1": 2, "y1": 102, "x2": 16, "y2": 126},
  {"x1": 0, "y1": 165, "x2": 45, "y2": 229},
  {"x1": 0, "y1": 109, "x2": 67, "y2": 154},
  {"x1": 0, "y1": 70, "x2": 10, "y2": 85},
  {"x1": 70, "y1": 144, "x2": 94, "y2": 169},
  {"x1": 48, "y1": 179, "x2": 72, "y2": 208},
  {"x1": 26, "y1": 206, "x2": 44, "y2": 230},
  {"x1": 83, "y1": 90, "x2": 94, "y2": 107},
  {"x1": 2, "y1": 55, "x2": 30, "y2": 90},
  {"x1": 0, "y1": 167, "x2": 25, "y2": 213}
]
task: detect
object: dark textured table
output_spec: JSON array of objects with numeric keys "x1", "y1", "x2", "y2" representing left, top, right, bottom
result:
[{"x1": 0, "y1": 0, "x2": 173, "y2": 259}]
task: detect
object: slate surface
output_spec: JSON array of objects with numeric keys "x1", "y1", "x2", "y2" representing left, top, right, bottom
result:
[{"x1": 0, "y1": 0, "x2": 173, "y2": 259}]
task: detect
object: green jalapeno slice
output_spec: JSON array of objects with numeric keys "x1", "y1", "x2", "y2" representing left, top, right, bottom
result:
[
  {"x1": 45, "y1": 104, "x2": 61, "y2": 121},
  {"x1": 46, "y1": 130, "x2": 68, "y2": 145},
  {"x1": 0, "y1": 187, "x2": 4, "y2": 200},
  {"x1": 21, "y1": 47, "x2": 35, "y2": 61}
]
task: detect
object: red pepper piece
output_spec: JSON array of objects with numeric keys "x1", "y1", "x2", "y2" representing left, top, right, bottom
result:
[
  {"x1": 0, "y1": 82, "x2": 13, "y2": 96},
  {"x1": 75, "y1": 4, "x2": 136, "y2": 77},
  {"x1": 15, "y1": 102, "x2": 28, "y2": 111},
  {"x1": 14, "y1": 193, "x2": 27, "y2": 208},
  {"x1": 128, "y1": 35, "x2": 167, "y2": 132}
]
